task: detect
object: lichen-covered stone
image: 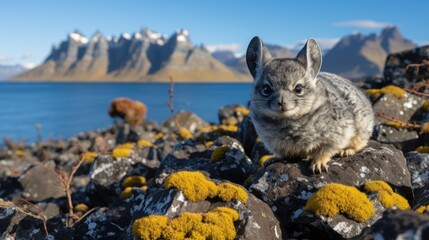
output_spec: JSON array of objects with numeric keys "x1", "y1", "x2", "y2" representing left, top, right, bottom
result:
[{"x1": 248, "y1": 141, "x2": 412, "y2": 239}]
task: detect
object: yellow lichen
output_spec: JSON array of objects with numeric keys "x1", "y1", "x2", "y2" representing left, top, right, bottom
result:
[
  {"x1": 204, "y1": 141, "x2": 214, "y2": 148},
  {"x1": 74, "y1": 203, "x2": 89, "y2": 212},
  {"x1": 164, "y1": 171, "x2": 218, "y2": 202},
  {"x1": 120, "y1": 187, "x2": 133, "y2": 199},
  {"x1": 122, "y1": 176, "x2": 146, "y2": 188},
  {"x1": 421, "y1": 122, "x2": 429, "y2": 133},
  {"x1": 217, "y1": 183, "x2": 248, "y2": 204},
  {"x1": 234, "y1": 107, "x2": 250, "y2": 116},
  {"x1": 384, "y1": 121, "x2": 406, "y2": 129},
  {"x1": 81, "y1": 152, "x2": 99, "y2": 163},
  {"x1": 133, "y1": 215, "x2": 169, "y2": 240},
  {"x1": 117, "y1": 142, "x2": 136, "y2": 149},
  {"x1": 137, "y1": 140, "x2": 153, "y2": 147},
  {"x1": 141, "y1": 186, "x2": 148, "y2": 192},
  {"x1": 14, "y1": 150, "x2": 25, "y2": 157},
  {"x1": 154, "y1": 132, "x2": 165, "y2": 140},
  {"x1": 416, "y1": 205, "x2": 429, "y2": 213},
  {"x1": 366, "y1": 85, "x2": 406, "y2": 100},
  {"x1": 219, "y1": 125, "x2": 238, "y2": 132},
  {"x1": 259, "y1": 155, "x2": 274, "y2": 166},
  {"x1": 363, "y1": 180, "x2": 410, "y2": 210},
  {"x1": 210, "y1": 146, "x2": 230, "y2": 162},
  {"x1": 305, "y1": 183, "x2": 375, "y2": 222},
  {"x1": 255, "y1": 138, "x2": 261, "y2": 143},
  {"x1": 198, "y1": 125, "x2": 218, "y2": 133},
  {"x1": 133, "y1": 207, "x2": 238, "y2": 240},
  {"x1": 165, "y1": 171, "x2": 248, "y2": 204},
  {"x1": 422, "y1": 100, "x2": 429, "y2": 112},
  {"x1": 178, "y1": 128, "x2": 192, "y2": 139},
  {"x1": 112, "y1": 147, "x2": 132, "y2": 159},
  {"x1": 416, "y1": 146, "x2": 429, "y2": 153}
]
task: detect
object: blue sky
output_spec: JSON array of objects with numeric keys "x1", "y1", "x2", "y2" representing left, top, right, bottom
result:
[{"x1": 0, "y1": 0, "x2": 427, "y2": 68}]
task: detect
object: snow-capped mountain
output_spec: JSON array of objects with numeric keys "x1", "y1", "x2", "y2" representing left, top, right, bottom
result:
[{"x1": 14, "y1": 28, "x2": 248, "y2": 82}]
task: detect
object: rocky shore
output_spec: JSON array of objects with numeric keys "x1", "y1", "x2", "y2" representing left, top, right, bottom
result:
[{"x1": 2, "y1": 45, "x2": 429, "y2": 239}]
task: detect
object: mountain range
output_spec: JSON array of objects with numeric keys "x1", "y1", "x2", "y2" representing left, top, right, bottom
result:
[
  {"x1": 13, "y1": 26, "x2": 417, "y2": 81},
  {"x1": 0, "y1": 64, "x2": 28, "y2": 80}
]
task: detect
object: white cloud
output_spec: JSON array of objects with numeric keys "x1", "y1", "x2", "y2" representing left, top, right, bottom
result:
[
  {"x1": 334, "y1": 20, "x2": 393, "y2": 29},
  {"x1": 0, "y1": 54, "x2": 14, "y2": 62},
  {"x1": 285, "y1": 38, "x2": 340, "y2": 53},
  {"x1": 22, "y1": 62, "x2": 36, "y2": 69},
  {"x1": 205, "y1": 43, "x2": 242, "y2": 53}
]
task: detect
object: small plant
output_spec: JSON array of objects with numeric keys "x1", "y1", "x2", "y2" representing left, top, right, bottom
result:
[
  {"x1": 39, "y1": 143, "x2": 95, "y2": 227},
  {"x1": 18, "y1": 198, "x2": 49, "y2": 236}
]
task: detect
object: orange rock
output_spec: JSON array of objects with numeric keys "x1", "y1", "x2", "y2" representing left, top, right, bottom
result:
[{"x1": 109, "y1": 97, "x2": 147, "y2": 126}]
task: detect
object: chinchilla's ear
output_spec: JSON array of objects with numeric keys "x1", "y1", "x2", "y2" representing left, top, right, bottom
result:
[
  {"x1": 296, "y1": 38, "x2": 322, "y2": 83},
  {"x1": 246, "y1": 36, "x2": 272, "y2": 79}
]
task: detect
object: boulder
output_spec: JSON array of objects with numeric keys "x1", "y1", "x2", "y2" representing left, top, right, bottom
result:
[
  {"x1": 218, "y1": 104, "x2": 249, "y2": 126},
  {"x1": 156, "y1": 136, "x2": 256, "y2": 185},
  {"x1": 163, "y1": 111, "x2": 209, "y2": 133},
  {"x1": 237, "y1": 115, "x2": 259, "y2": 157},
  {"x1": 405, "y1": 152, "x2": 429, "y2": 208},
  {"x1": 384, "y1": 45, "x2": 429, "y2": 87},
  {"x1": 128, "y1": 176, "x2": 283, "y2": 239},
  {"x1": 248, "y1": 141, "x2": 412, "y2": 238},
  {"x1": 372, "y1": 209, "x2": 429, "y2": 239},
  {"x1": 86, "y1": 153, "x2": 153, "y2": 206},
  {"x1": 19, "y1": 160, "x2": 65, "y2": 202}
]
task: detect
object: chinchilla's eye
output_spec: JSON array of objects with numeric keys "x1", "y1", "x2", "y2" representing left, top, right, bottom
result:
[
  {"x1": 261, "y1": 84, "x2": 273, "y2": 97},
  {"x1": 294, "y1": 84, "x2": 303, "y2": 95}
]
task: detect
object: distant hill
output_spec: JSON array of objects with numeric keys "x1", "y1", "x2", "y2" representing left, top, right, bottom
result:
[
  {"x1": 13, "y1": 28, "x2": 249, "y2": 82},
  {"x1": 13, "y1": 26, "x2": 419, "y2": 82},
  {"x1": 322, "y1": 26, "x2": 416, "y2": 79},
  {"x1": 0, "y1": 64, "x2": 28, "y2": 80},
  {"x1": 212, "y1": 44, "x2": 296, "y2": 76}
]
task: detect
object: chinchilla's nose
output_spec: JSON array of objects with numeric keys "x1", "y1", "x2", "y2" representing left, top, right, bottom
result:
[{"x1": 277, "y1": 90, "x2": 287, "y2": 108}]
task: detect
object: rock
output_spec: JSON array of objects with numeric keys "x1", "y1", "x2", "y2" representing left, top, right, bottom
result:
[
  {"x1": 237, "y1": 115, "x2": 258, "y2": 157},
  {"x1": 86, "y1": 154, "x2": 152, "y2": 206},
  {"x1": 371, "y1": 93, "x2": 423, "y2": 151},
  {"x1": 163, "y1": 111, "x2": 209, "y2": 133},
  {"x1": 156, "y1": 136, "x2": 256, "y2": 185},
  {"x1": 250, "y1": 141, "x2": 272, "y2": 166},
  {"x1": 115, "y1": 124, "x2": 144, "y2": 144},
  {"x1": 218, "y1": 104, "x2": 249, "y2": 126},
  {"x1": 74, "y1": 206, "x2": 131, "y2": 239},
  {"x1": 248, "y1": 141, "x2": 412, "y2": 238},
  {"x1": 405, "y1": 152, "x2": 429, "y2": 208},
  {"x1": 372, "y1": 209, "x2": 429, "y2": 239},
  {"x1": 384, "y1": 45, "x2": 429, "y2": 87},
  {"x1": 19, "y1": 160, "x2": 65, "y2": 202},
  {"x1": 128, "y1": 180, "x2": 283, "y2": 239},
  {"x1": 109, "y1": 97, "x2": 147, "y2": 126},
  {"x1": 372, "y1": 125, "x2": 420, "y2": 152},
  {"x1": 291, "y1": 193, "x2": 384, "y2": 239},
  {"x1": 0, "y1": 199, "x2": 49, "y2": 240}
]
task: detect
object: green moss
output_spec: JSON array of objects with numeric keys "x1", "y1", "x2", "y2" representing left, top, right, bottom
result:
[
  {"x1": 305, "y1": 183, "x2": 375, "y2": 222},
  {"x1": 363, "y1": 180, "x2": 410, "y2": 210},
  {"x1": 132, "y1": 207, "x2": 239, "y2": 240},
  {"x1": 210, "y1": 146, "x2": 230, "y2": 162}
]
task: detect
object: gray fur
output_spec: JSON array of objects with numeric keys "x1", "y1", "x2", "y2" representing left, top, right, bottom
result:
[{"x1": 247, "y1": 37, "x2": 374, "y2": 173}]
